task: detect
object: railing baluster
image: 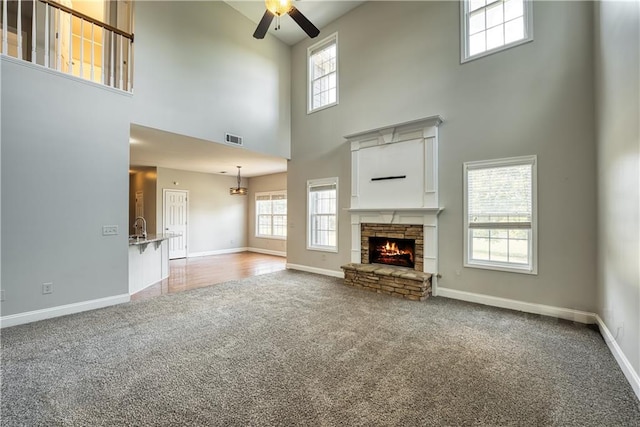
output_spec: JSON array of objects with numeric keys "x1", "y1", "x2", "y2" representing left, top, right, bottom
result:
[
  {"x1": 31, "y1": 0, "x2": 37, "y2": 63},
  {"x1": 56, "y1": 9, "x2": 61, "y2": 70},
  {"x1": 68, "y1": 12, "x2": 72, "y2": 74},
  {"x1": 109, "y1": 31, "x2": 114, "y2": 87},
  {"x1": 2, "y1": 0, "x2": 8, "y2": 55},
  {"x1": 44, "y1": 5, "x2": 49, "y2": 67},
  {"x1": 118, "y1": 35, "x2": 123, "y2": 89},
  {"x1": 101, "y1": 27, "x2": 105, "y2": 84},
  {"x1": 127, "y1": 38, "x2": 132, "y2": 92},
  {"x1": 17, "y1": 0, "x2": 22, "y2": 59},
  {"x1": 90, "y1": 23, "x2": 94, "y2": 82},
  {"x1": 79, "y1": 20, "x2": 84, "y2": 78}
]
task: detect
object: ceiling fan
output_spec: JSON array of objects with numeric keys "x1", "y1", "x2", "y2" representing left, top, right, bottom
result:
[{"x1": 253, "y1": 0, "x2": 320, "y2": 40}]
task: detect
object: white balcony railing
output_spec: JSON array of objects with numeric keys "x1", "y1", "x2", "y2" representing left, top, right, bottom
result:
[{"x1": 1, "y1": 0, "x2": 133, "y2": 92}]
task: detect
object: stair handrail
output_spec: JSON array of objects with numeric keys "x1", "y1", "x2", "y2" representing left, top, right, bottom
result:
[{"x1": 38, "y1": 0, "x2": 134, "y2": 42}]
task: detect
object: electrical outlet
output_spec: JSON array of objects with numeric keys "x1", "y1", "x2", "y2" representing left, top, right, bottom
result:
[
  {"x1": 42, "y1": 282, "x2": 53, "y2": 294},
  {"x1": 0, "y1": 290, "x2": 5, "y2": 301},
  {"x1": 102, "y1": 225, "x2": 119, "y2": 236}
]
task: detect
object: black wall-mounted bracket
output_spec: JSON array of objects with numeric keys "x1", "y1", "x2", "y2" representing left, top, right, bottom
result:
[{"x1": 371, "y1": 175, "x2": 407, "y2": 182}]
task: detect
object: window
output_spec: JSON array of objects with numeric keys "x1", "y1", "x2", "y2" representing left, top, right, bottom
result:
[
  {"x1": 308, "y1": 33, "x2": 338, "y2": 113},
  {"x1": 461, "y1": 0, "x2": 533, "y2": 62},
  {"x1": 255, "y1": 191, "x2": 287, "y2": 239},
  {"x1": 463, "y1": 156, "x2": 537, "y2": 274},
  {"x1": 307, "y1": 177, "x2": 338, "y2": 252}
]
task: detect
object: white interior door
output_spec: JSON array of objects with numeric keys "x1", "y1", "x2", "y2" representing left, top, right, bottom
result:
[{"x1": 164, "y1": 189, "x2": 188, "y2": 259}]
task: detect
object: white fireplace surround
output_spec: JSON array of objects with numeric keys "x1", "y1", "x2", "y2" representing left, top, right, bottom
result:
[{"x1": 345, "y1": 116, "x2": 444, "y2": 291}]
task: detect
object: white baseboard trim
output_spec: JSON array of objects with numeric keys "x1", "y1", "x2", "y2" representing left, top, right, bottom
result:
[
  {"x1": 247, "y1": 247, "x2": 287, "y2": 257},
  {"x1": 436, "y1": 287, "x2": 639, "y2": 401},
  {"x1": 188, "y1": 247, "x2": 248, "y2": 258},
  {"x1": 436, "y1": 287, "x2": 596, "y2": 324},
  {"x1": 0, "y1": 293, "x2": 130, "y2": 328},
  {"x1": 595, "y1": 315, "x2": 640, "y2": 401},
  {"x1": 286, "y1": 263, "x2": 344, "y2": 278}
]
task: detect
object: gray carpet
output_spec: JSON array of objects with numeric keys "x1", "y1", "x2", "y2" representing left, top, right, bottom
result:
[{"x1": 1, "y1": 270, "x2": 639, "y2": 426}]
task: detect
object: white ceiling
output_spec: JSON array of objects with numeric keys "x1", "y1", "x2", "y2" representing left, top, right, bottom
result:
[
  {"x1": 130, "y1": 124, "x2": 288, "y2": 177},
  {"x1": 225, "y1": 0, "x2": 365, "y2": 46}
]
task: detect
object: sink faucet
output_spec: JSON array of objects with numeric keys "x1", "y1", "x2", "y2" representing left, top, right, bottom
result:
[{"x1": 134, "y1": 216, "x2": 147, "y2": 239}]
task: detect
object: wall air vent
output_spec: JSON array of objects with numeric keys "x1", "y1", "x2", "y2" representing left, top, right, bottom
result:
[{"x1": 225, "y1": 133, "x2": 243, "y2": 146}]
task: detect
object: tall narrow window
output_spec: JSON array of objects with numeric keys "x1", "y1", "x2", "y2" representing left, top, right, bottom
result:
[
  {"x1": 461, "y1": 0, "x2": 533, "y2": 62},
  {"x1": 256, "y1": 191, "x2": 287, "y2": 239},
  {"x1": 308, "y1": 33, "x2": 338, "y2": 113},
  {"x1": 307, "y1": 177, "x2": 338, "y2": 252},
  {"x1": 464, "y1": 156, "x2": 537, "y2": 274}
]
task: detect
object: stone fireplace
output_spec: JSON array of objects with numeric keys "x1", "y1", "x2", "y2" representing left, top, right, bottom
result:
[
  {"x1": 340, "y1": 116, "x2": 444, "y2": 301},
  {"x1": 362, "y1": 224, "x2": 422, "y2": 270},
  {"x1": 369, "y1": 236, "x2": 415, "y2": 268}
]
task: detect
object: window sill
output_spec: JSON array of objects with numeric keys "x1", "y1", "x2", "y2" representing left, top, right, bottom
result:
[
  {"x1": 307, "y1": 245, "x2": 338, "y2": 253},
  {"x1": 464, "y1": 261, "x2": 537, "y2": 275},
  {"x1": 255, "y1": 235, "x2": 286, "y2": 241},
  {"x1": 307, "y1": 101, "x2": 338, "y2": 115},
  {"x1": 461, "y1": 37, "x2": 534, "y2": 64}
]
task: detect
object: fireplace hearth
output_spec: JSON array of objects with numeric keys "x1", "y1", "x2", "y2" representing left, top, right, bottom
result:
[
  {"x1": 369, "y1": 237, "x2": 415, "y2": 268},
  {"x1": 342, "y1": 222, "x2": 431, "y2": 300}
]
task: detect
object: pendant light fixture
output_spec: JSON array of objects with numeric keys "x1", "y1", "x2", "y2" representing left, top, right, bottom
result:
[{"x1": 230, "y1": 166, "x2": 248, "y2": 196}]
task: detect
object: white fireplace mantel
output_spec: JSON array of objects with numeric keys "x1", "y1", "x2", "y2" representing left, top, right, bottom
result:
[
  {"x1": 345, "y1": 116, "x2": 444, "y2": 292},
  {"x1": 345, "y1": 115, "x2": 443, "y2": 210},
  {"x1": 344, "y1": 115, "x2": 443, "y2": 144},
  {"x1": 347, "y1": 207, "x2": 444, "y2": 215}
]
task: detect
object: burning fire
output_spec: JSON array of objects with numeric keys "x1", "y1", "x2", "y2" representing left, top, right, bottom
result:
[{"x1": 379, "y1": 240, "x2": 413, "y2": 262}]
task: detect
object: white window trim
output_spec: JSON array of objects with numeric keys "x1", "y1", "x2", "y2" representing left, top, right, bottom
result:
[
  {"x1": 255, "y1": 190, "x2": 287, "y2": 240},
  {"x1": 307, "y1": 177, "x2": 339, "y2": 252},
  {"x1": 460, "y1": 0, "x2": 534, "y2": 63},
  {"x1": 307, "y1": 32, "x2": 339, "y2": 114},
  {"x1": 463, "y1": 155, "x2": 538, "y2": 274}
]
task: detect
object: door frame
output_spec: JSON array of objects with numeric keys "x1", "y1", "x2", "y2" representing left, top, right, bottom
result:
[{"x1": 163, "y1": 188, "x2": 189, "y2": 259}]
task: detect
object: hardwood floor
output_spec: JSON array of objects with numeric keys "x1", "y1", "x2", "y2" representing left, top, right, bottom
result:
[{"x1": 131, "y1": 252, "x2": 286, "y2": 301}]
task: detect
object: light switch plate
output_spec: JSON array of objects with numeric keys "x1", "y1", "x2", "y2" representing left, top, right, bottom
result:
[{"x1": 102, "y1": 225, "x2": 118, "y2": 236}]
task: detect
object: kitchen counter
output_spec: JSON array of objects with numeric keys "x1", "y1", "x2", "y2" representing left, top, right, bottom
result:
[
  {"x1": 128, "y1": 233, "x2": 179, "y2": 295},
  {"x1": 128, "y1": 233, "x2": 177, "y2": 246}
]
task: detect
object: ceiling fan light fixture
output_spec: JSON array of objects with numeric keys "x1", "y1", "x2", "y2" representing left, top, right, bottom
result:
[
  {"x1": 230, "y1": 166, "x2": 248, "y2": 196},
  {"x1": 254, "y1": 0, "x2": 319, "y2": 39},
  {"x1": 265, "y1": 0, "x2": 292, "y2": 16}
]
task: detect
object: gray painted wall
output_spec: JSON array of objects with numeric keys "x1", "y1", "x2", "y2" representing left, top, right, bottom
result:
[
  {"x1": 288, "y1": 1, "x2": 597, "y2": 311},
  {"x1": 156, "y1": 168, "x2": 247, "y2": 256},
  {"x1": 1, "y1": 58, "x2": 131, "y2": 316},
  {"x1": 132, "y1": 1, "x2": 291, "y2": 159},
  {"x1": 594, "y1": 0, "x2": 640, "y2": 376},
  {"x1": 247, "y1": 172, "x2": 287, "y2": 254}
]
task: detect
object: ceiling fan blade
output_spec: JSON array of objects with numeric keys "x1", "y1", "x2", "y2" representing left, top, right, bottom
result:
[
  {"x1": 288, "y1": 6, "x2": 320, "y2": 38},
  {"x1": 253, "y1": 10, "x2": 275, "y2": 39}
]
